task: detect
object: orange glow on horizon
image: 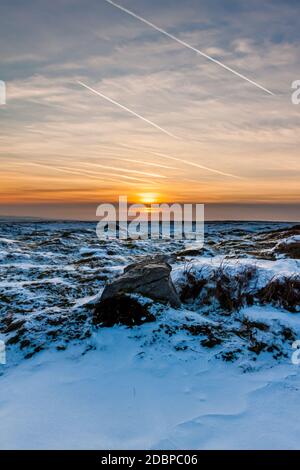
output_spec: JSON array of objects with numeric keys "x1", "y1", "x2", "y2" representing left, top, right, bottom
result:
[{"x1": 138, "y1": 193, "x2": 160, "y2": 204}]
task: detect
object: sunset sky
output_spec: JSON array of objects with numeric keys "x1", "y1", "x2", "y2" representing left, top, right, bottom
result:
[{"x1": 0, "y1": 0, "x2": 299, "y2": 220}]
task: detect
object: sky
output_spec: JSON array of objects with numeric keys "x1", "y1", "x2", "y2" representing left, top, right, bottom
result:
[{"x1": 0, "y1": 0, "x2": 299, "y2": 220}]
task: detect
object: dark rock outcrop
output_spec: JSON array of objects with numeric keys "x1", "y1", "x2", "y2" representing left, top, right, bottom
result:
[
  {"x1": 93, "y1": 260, "x2": 181, "y2": 326},
  {"x1": 100, "y1": 260, "x2": 181, "y2": 308},
  {"x1": 275, "y1": 238, "x2": 300, "y2": 259},
  {"x1": 94, "y1": 294, "x2": 155, "y2": 327}
]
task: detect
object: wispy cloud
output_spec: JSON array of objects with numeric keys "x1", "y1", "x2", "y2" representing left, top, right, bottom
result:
[
  {"x1": 1, "y1": 0, "x2": 299, "y2": 214},
  {"x1": 26, "y1": 162, "x2": 155, "y2": 186},
  {"x1": 78, "y1": 80, "x2": 180, "y2": 139},
  {"x1": 74, "y1": 160, "x2": 167, "y2": 179},
  {"x1": 120, "y1": 144, "x2": 243, "y2": 179},
  {"x1": 104, "y1": 0, "x2": 274, "y2": 95},
  {"x1": 108, "y1": 157, "x2": 177, "y2": 170}
]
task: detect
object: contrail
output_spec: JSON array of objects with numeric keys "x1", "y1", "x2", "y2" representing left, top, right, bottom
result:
[
  {"x1": 104, "y1": 0, "x2": 274, "y2": 96},
  {"x1": 109, "y1": 157, "x2": 177, "y2": 170},
  {"x1": 152, "y1": 152, "x2": 242, "y2": 179},
  {"x1": 27, "y1": 162, "x2": 156, "y2": 186},
  {"x1": 75, "y1": 160, "x2": 167, "y2": 178},
  {"x1": 121, "y1": 143, "x2": 243, "y2": 179},
  {"x1": 27, "y1": 162, "x2": 109, "y2": 182},
  {"x1": 77, "y1": 80, "x2": 180, "y2": 139},
  {"x1": 58, "y1": 164, "x2": 155, "y2": 183},
  {"x1": 96, "y1": 143, "x2": 240, "y2": 179},
  {"x1": 87, "y1": 154, "x2": 177, "y2": 169}
]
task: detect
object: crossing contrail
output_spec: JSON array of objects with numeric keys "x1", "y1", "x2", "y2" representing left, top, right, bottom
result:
[
  {"x1": 73, "y1": 160, "x2": 167, "y2": 178},
  {"x1": 109, "y1": 157, "x2": 177, "y2": 170},
  {"x1": 26, "y1": 161, "x2": 156, "y2": 186},
  {"x1": 120, "y1": 143, "x2": 243, "y2": 179},
  {"x1": 104, "y1": 0, "x2": 274, "y2": 96},
  {"x1": 78, "y1": 80, "x2": 180, "y2": 139}
]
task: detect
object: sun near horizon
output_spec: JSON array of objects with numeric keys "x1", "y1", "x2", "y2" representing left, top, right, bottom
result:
[
  {"x1": 138, "y1": 193, "x2": 161, "y2": 204},
  {"x1": 0, "y1": 0, "x2": 299, "y2": 221}
]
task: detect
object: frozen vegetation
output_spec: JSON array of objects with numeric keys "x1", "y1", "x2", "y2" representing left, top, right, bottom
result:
[{"x1": 0, "y1": 219, "x2": 299, "y2": 449}]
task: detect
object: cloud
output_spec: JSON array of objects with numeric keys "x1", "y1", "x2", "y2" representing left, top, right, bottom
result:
[{"x1": 1, "y1": 0, "x2": 300, "y2": 209}]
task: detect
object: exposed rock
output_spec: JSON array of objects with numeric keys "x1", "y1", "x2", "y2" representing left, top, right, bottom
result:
[
  {"x1": 93, "y1": 294, "x2": 156, "y2": 327},
  {"x1": 100, "y1": 260, "x2": 181, "y2": 308},
  {"x1": 275, "y1": 237, "x2": 300, "y2": 259},
  {"x1": 176, "y1": 247, "x2": 204, "y2": 257},
  {"x1": 3, "y1": 318, "x2": 25, "y2": 333},
  {"x1": 261, "y1": 224, "x2": 300, "y2": 238}
]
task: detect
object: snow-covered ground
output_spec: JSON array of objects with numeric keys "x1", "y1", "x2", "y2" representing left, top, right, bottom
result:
[
  {"x1": 0, "y1": 220, "x2": 299, "y2": 449},
  {"x1": 1, "y1": 311, "x2": 300, "y2": 450}
]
